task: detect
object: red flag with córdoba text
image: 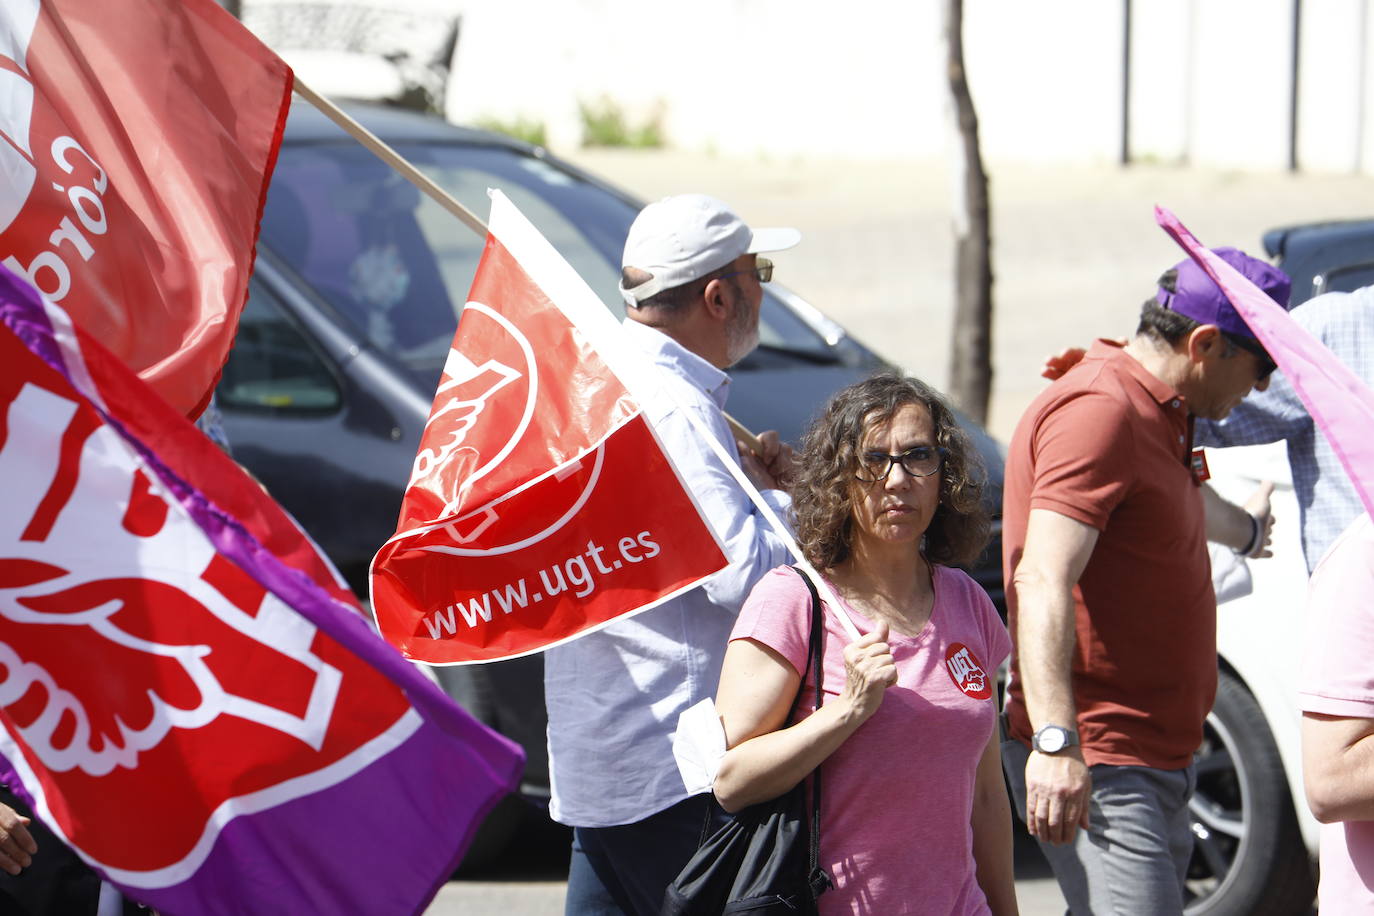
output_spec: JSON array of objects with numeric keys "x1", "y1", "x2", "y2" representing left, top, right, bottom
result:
[{"x1": 0, "y1": 0, "x2": 291, "y2": 417}]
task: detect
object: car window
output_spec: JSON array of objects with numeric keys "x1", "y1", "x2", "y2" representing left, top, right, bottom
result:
[
  {"x1": 259, "y1": 137, "x2": 836, "y2": 388},
  {"x1": 1320, "y1": 261, "x2": 1374, "y2": 296},
  {"x1": 219, "y1": 280, "x2": 341, "y2": 412}
]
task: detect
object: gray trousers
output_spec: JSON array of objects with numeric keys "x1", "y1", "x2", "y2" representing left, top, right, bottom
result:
[{"x1": 1002, "y1": 738, "x2": 1197, "y2": 916}]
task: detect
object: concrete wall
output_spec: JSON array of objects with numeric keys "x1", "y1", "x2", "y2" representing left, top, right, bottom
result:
[
  {"x1": 1296, "y1": 0, "x2": 1374, "y2": 173},
  {"x1": 443, "y1": 0, "x2": 950, "y2": 158},
  {"x1": 249, "y1": 0, "x2": 1374, "y2": 174},
  {"x1": 964, "y1": 1, "x2": 1126, "y2": 164}
]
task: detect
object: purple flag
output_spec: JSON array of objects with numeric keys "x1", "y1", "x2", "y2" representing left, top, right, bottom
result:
[
  {"x1": 1156, "y1": 206, "x2": 1374, "y2": 518},
  {"x1": 0, "y1": 263, "x2": 523, "y2": 915}
]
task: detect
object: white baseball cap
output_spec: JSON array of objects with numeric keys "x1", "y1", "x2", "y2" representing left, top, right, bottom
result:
[{"x1": 619, "y1": 194, "x2": 800, "y2": 306}]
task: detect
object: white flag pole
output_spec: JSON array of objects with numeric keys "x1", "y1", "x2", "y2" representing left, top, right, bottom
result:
[{"x1": 294, "y1": 80, "x2": 863, "y2": 643}]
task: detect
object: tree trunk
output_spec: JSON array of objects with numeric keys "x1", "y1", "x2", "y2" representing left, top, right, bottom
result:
[{"x1": 944, "y1": 0, "x2": 993, "y2": 425}]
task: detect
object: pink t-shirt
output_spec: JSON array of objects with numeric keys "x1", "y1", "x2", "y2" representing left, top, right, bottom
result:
[
  {"x1": 731, "y1": 565, "x2": 1011, "y2": 915},
  {"x1": 1299, "y1": 512, "x2": 1374, "y2": 914}
]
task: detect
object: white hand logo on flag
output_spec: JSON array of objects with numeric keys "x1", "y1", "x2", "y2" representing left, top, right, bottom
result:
[
  {"x1": 0, "y1": 383, "x2": 342, "y2": 777},
  {"x1": 410, "y1": 333, "x2": 522, "y2": 495}
]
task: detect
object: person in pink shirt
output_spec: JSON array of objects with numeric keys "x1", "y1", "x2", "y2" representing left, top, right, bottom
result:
[
  {"x1": 712, "y1": 373, "x2": 1017, "y2": 915},
  {"x1": 1301, "y1": 511, "x2": 1374, "y2": 914}
]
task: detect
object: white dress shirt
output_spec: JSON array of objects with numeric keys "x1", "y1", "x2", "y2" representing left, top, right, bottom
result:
[{"x1": 544, "y1": 318, "x2": 793, "y2": 827}]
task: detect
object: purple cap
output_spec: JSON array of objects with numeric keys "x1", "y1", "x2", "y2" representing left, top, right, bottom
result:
[{"x1": 1155, "y1": 247, "x2": 1292, "y2": 339}]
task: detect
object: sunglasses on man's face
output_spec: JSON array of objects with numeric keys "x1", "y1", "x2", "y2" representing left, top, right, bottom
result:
[
  {"x1": 719, "y1": 257, "x2": 773, "y2": 284},
  {"x1": 1229, "y1": 335, "x2": 1277, "y2": 382}
]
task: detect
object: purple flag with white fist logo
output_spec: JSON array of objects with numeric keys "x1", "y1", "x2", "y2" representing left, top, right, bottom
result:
[{"x1": 0, "y1": 263, "x2": 523, "y2": 915}]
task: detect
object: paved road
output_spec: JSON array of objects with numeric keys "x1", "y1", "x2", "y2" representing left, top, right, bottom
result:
[
  {"x1": 566, "y1": 149, "x2": 1374, "y2": 442},
  {"x1": 431, "y1": 869, "x2": 1066, "y2": 914},
  {"x1": 426, "y1": 815, "x2": 1068, "y2": 914}
]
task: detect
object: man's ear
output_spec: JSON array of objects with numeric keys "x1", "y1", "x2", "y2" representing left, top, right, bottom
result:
[
  {"x1": 1186, "y1": 325, "x2": 1224, "y2": 362},
  {"x1": 700, "y1": 277, "x2": 732, "y2": 322}
]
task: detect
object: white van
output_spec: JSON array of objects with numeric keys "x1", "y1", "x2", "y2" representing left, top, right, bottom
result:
[{"x1": 1193, "y1": 443, "x2": 1316, "y2": 914}]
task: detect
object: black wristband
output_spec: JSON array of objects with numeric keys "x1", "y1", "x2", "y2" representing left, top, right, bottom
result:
[{"x1": 1234, "y1": 513, "x2": 1262, "y2": 557}]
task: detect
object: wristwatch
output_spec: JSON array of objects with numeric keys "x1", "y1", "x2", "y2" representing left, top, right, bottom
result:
[{"x1": 1032, "y1": 724, "x2": 1079, "y2": 755}]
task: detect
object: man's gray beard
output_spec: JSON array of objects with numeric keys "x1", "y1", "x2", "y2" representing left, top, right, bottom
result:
[{"x1": 724, "y1": 298, "x2": 759, "y2": 367}]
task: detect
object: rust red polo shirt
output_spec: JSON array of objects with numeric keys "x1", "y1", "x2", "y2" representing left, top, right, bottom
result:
[{"x1": 1003, "y1": 340, "x2": 1215, "y2": 769}]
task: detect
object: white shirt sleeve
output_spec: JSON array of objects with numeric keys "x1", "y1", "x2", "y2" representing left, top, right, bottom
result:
[{"x1": 652, "y1": 397, "x2": 795, "y2": 615}]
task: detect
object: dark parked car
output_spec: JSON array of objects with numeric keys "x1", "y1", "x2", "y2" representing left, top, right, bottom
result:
[
  {"x1": 218, "y1": 100, "x2": 1006, "y2": 863},
  {"x1": 1264, "y1": 217, "x2": 1374, "y2": 302}
]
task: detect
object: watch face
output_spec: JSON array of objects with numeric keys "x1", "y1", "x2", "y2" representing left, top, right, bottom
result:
[{"x1": 1036, "y1": 727, "x2": 1067, "y2": 753}]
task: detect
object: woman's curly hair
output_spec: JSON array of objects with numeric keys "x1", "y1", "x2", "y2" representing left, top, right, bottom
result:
[{"x1": 792, "y1": 371, "x2": 990, "y2": 570}]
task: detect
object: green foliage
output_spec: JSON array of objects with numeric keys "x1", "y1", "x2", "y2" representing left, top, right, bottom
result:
[
  {"x1": 473, "y1": 116, "x2": 548, "y2": 148},
  {"x1": 578, "y1": 97, "x2": 663, "y2": 148}
]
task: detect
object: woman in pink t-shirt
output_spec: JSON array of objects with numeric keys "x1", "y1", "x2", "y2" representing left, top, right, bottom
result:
[{"x1": 714, "y1": 373, "x2": 1017, "y2": 915}]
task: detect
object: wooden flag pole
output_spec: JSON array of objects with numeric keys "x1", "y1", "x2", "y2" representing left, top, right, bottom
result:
[
  {"x1": 294, "y1": 77, "x2": 774, "y2": 460},
  {"x1": 724, "y1": 413, "x2": 762, "y2": 455},
  {"x1": 291, "y1": 77, "x2": 489, "y2": 239},
  {"x1": 290, "y1": 81, "x2": 840, "y2": 628}
]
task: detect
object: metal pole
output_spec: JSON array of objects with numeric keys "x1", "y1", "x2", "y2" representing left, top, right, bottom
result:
[
  {"x1": 1289, "y1": 0, "x2": 1303, "y2": 172},
  {"x1": 1121, "y1": 0, "x2": 1132, "y2": 165},
  {"x1": 1357, "y1": 0, "x2": 1368, "y2": 172}
]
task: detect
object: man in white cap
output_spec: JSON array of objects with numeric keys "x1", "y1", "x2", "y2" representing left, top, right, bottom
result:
[{"x1": 544, "y1": 194, "x2": 799, "y2": 916}]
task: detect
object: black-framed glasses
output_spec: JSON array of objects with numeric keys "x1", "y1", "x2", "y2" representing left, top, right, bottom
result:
[
  {"x1": 854, "y1": 446, "x2": 947, "y2": 482},
  {"x1": 1226, "y1": 333, "x2": 1277, "y2": 382},
  {"x1": 719, "y1": 256, "x2": 773, "y2": 284}
]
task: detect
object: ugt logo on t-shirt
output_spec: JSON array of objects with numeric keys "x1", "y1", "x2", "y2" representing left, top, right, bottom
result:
[{"x1": 944, "y1": 643, "x2": 992, "y2": 699}]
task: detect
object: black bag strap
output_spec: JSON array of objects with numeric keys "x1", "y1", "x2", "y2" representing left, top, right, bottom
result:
[
  {"x1": 695, "y1": 566, "x2": 828, "y2": 849},
  {"x1": 790, "y1": 566, "x2": 827, "y2": 890},
  {"x1": 694, "y1": 566, "x2": 831, "y2": 892}
]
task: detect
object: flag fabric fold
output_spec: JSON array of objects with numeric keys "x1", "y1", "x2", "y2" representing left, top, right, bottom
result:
[
  {"x1": 0, "y1": 264, "x2": 523, "y2": 915},
  {"x1": 1156, "y1": 206, "x2": 1374, "y2": 518},
  {"x1": 371, "y1": 190, "x2": 730, "y2": 664},
  {"x1": 0, "y1": 0, "x2": 292, "y2": 417}
]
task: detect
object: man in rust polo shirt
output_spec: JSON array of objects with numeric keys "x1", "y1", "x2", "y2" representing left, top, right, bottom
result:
[{"x1": 1001, "y1": 248, "x2": 1291, "y2": 914}]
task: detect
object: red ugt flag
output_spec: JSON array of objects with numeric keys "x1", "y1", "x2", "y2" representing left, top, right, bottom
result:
[
  {"x1": 371, "y1": 191, "x2": 729, "y2": 664},
  {"x1": 0, "y1": 266, "x2": 522, "y2": 915},
  {"x1": 0, "y1": 0, "x2": 291, "y2": 417}
]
